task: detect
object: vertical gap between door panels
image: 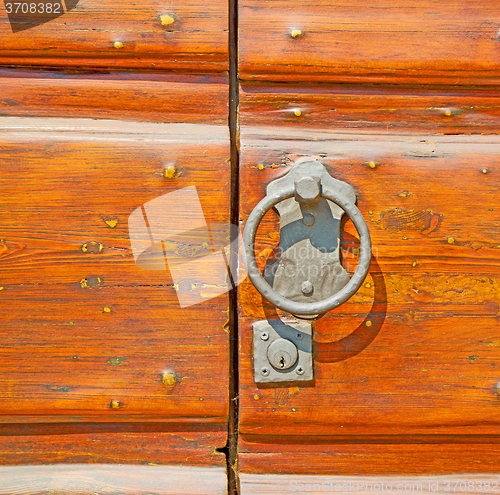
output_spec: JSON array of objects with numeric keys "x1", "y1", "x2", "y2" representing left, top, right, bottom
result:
[{"x1": 227, "y1": 0, "x2": 240, "y2": 491}]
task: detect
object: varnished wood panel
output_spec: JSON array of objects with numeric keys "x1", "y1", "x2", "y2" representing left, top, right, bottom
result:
[
  {"x1": 0, "y1": 118, "x2": 230, "y2": 421},
  {"x1": 238, "y1": 128, "x2": 500, "y2": 442},
  {"x1": 0, "y1": 429, "x2": 226, "y2": 466},
  {"x1": 240, "y1": 84, "x2": 500, "y2": 134},
  {"x1": 0, "y1": 0, "x2": 228, "y2": 72},
  {"x1": 239, "y1": 0, "x2": 500, "y2": 86},
  {"x1": 240, "y1": 439, "x2": 500, "y2": 476},
  {"x1": 0, "y1": 70, "x2": 228, "y2": 123}
]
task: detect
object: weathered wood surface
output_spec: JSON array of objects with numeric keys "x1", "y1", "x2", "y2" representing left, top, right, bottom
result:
[
  {"x1": 240, "y1": 473, "x2": 500, "y2": 494},
  {"x1": 239, "y1": 443, "x2": 500, "y2": 476},
  {"x1": 239, "y1": 0, "x2": 500, "y2": 86},
  {"x1": 0, "y1": 429, "x2": 226, "y2": 466},
  {"x1": 0, "y1": 70, "x2": 228, "y2": 123},
  {"x1": 0, "y1": 118, "x2": 230, "y2": 421},
  {"x1": 0, "y1": 0, "x2": 228, "y2": 72},
  {"x1": 238, "y1": 128, "x2": 500, "y2": 443},
  {"x1": 0, "y1": 464, "x2": 227, "y2": 495},
  {"x1": 240, "y1": 84, "x2": 500, "y2": 134}
]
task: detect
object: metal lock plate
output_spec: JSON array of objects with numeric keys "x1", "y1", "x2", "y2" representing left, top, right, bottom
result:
[{"x1": 253, "y1": 320, "x2": 313, "y2": 383}]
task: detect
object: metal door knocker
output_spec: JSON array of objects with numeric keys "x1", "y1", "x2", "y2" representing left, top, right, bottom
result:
[{"x1": 243, "y1": 158, "x2": 372, "y2": 382}]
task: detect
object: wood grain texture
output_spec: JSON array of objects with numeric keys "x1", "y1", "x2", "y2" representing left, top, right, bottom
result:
[
  {"x1": 241, "y1": 472, "x2": 500, "y2": 494},
  {"x1": 0, "y1": 464, "x2": 226, "y2": 495},
  {"x1": 239, "y1": 0, "x2": 500, "y2": 86},
  {"x1": 0, "y1": 0, "x2": 228, "y2": 72},
  {"x1": 240, "y1": 84, "x2": 500, "y2": 134},
  {"x1": 240, "y1": 438, "x2": 500, "y2": 476},
  {"x1": 238, "y1": 128, "x2": 500, "y2": 442},
  {"x1": 0, "y1": 118, "x2": 230, "y2": 421},
  {"x1": 0, "y1": 429, "x2": 226, "y2": 466},
  {"x1": 0, "y1": 70, "x2": 228, "y2": 123}
]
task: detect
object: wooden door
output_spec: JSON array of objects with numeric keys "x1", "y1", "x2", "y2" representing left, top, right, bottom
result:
[
  {"x1": 0, "y1": 2, "x2": 231, "y2": 494},
  {"x1": 237, "y1": 0, "x2": 500, "y2": 492},
  {"x1": 3, "y1": 1, "x2": 500, "y2": 494}
]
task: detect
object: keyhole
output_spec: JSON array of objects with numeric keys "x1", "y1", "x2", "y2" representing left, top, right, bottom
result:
[{"x1": 267, "y1": 341, "x2": 297, "y2": 371}]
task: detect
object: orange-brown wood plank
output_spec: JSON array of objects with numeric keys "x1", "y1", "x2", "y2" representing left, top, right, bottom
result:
[
  {"x1": 239, "y1": 0, "x2": 500, "y2": 86},
  {"x1": 239, "y1": 444, "x2": 500, "y2": 476},
  {"x1": 238, "y1": 127, "x2": 500, "y2": 442},
  {"x1": 0, "y1": 0, "x2": 228, "y2": 72},
  {"x1": 240, "y1": 84, "x2": 500, "y2": 134},
  {"x1": 0, "y1": 70, "x2": 228, "y2": 123},
  {"x1": 0, "y1": 429, "x2": 226, "y2": 466},
  {"x1": 0, "y1": 118, "x2": 230, "y2": 422}
]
